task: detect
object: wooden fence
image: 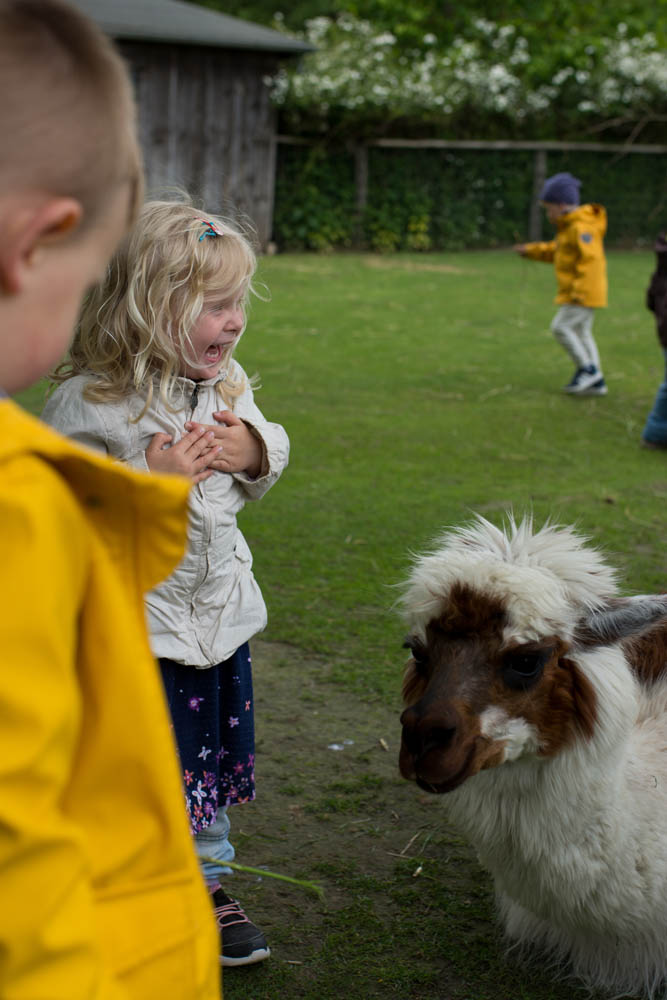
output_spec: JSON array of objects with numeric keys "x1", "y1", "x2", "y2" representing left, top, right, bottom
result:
[{"x1": 277, "y1": 136, "x2": 667, "y2": 243}]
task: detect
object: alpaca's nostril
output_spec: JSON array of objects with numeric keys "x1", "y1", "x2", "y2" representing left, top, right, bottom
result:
[
  {"x1": 400, "y1": 723, "x2": 422, "y2": 756},
  {"x1": 420, "y1": 725, "x2": 457, "y2": 756},
  {"x1": 401, "y1": 720, "x2": 457, "y2": 759}
]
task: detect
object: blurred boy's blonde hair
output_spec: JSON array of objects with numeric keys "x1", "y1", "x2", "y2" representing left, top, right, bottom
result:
[
  {"x1": 53, "y1": 198, "x2": 259, "y2": 412},
  {"x1": 0, "y1": 0, "x2": 142, "y2": 228}
]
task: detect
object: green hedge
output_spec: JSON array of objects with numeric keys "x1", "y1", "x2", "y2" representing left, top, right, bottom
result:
[
  {"x1": 272, "y1": 144, "x2": 357, "y2": 252},
  {"x1": 273, "y1": 143, "x2": 667, "y2": 251}
]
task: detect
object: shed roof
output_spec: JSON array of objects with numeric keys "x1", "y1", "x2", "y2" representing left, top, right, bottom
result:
[{"x1": 69, "y1": 0, "x2": 312, "y2": 54}]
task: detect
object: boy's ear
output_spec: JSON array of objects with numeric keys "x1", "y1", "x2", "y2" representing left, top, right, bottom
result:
[{"x1": 0, "y1": 196, "x2": 83, "y2": 295}]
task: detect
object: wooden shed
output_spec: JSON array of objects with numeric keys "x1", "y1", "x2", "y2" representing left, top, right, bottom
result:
[{"x1": 70, "y1": 0, "x2": 311, "y2": 247}]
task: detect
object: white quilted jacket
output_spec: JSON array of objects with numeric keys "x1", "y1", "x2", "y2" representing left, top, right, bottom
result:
[{"x1": 42, "y1": 362, "x2": 289, "y2": 666}]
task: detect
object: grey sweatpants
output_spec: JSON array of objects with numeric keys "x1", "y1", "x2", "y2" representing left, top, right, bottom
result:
[{"x1": 550, "y1": 305, "x2": 601, "y2": 371}]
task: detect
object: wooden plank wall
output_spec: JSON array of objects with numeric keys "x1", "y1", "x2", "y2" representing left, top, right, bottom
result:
[{"x1": 121, "y1": 41, "x2": 279, "y2": 249}]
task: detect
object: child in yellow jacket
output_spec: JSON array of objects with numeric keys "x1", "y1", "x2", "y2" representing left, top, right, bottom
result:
[
  {"x1": 515, "y1": 172, "x2": 608, "y2": 396},
  {"x1": 0, "y1": 2, "x2": 220, "y2": 997}
]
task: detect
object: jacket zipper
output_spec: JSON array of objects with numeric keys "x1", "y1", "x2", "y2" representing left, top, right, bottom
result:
[{"x1": 189, "y1": 383, "x2": 199, "y2": 416}]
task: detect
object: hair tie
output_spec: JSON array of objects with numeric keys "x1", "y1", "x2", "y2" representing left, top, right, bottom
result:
[{"x1": 199, "y1": 220, "x2": 221, "y2": 240}]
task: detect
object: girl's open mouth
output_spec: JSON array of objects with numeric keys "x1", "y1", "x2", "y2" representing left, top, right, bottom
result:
[{"x1": 204, "y1": 344, "x2": 222, "y2": 362}]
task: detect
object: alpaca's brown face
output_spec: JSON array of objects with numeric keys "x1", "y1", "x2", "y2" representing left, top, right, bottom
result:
[{"x1": 399, "y1": 583, "x2": 597, "y2": 794}]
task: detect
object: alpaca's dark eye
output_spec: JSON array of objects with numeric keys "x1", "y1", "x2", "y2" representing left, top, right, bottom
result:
[
  {"x1": 510, "y1": 653, "x2": 542, "y2": 675},
  {"x1": 502, "y1": 645, "x2": 552, "y2": 691}
]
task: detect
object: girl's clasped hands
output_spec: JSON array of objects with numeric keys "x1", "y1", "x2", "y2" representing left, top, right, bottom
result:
[{"x1": 146, "y1": 409, "x2": 263, "y2": 482}]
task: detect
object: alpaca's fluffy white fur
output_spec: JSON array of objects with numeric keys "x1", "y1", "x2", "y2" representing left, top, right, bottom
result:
[
  {"x1": 404, "y1": 513, "x2": 619, "y2": 646},
  {"x1": 402, "y1": 516, "x2": 667, "y2": 998}
]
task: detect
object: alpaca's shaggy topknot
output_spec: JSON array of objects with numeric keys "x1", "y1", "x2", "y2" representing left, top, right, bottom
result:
[{"x1": 402, "y1": 514, "x2": 619, "y2": 644}]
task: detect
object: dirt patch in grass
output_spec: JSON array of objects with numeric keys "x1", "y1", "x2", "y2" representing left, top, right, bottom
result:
[
  {"x1": 222, "y1": 641, "x2": 606, "y2": 1000},
  {"x1": 363, "y1": 256, "x2": 470, "y2": 275}
]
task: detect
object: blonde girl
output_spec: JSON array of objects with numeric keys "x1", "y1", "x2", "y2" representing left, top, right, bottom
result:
[{"x1": 43, "y1": 197, "x2": 290, "y2": 968}]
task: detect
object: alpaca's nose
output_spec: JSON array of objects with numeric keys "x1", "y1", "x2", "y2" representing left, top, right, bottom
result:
[{"x1": 400, "y1": 704, "x2": 459, "y2": 759}]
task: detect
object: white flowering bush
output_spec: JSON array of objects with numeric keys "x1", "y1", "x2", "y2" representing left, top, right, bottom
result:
[
  {"x1": 585, "y1": 28, "x2": 667, "y2": 117},
  {"x1": 271, "y1": 14, "x2": 667, "y2": 138}
]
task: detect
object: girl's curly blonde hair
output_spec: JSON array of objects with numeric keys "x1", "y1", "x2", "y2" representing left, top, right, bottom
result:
[{"x1": 51, "y1": 196, "x2": 259, "y2": 412}]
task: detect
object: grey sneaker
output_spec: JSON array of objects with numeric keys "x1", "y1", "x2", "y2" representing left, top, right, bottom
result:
[{"x1": 210, "y1": 885, "x2": 271, "y2": 967}]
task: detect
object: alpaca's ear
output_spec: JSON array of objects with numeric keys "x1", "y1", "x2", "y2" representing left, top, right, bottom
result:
[{"x1": 575, "y1": 595, "x2": 667, "y2": 647}]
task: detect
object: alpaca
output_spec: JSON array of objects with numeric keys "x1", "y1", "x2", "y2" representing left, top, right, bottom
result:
[{"x1": 399, "y1": 515, "x2": 667, "y2": 998}]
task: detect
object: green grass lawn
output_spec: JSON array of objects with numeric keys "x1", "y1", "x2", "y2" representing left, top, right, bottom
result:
[
  {"x1": 238, "y1": 249, "x2": 664, "y2": 697},
  {"x1": 15, "y1": 249, "x2": 665, "y2": 1000},
  {"x1": 18, "y1": 249, "x2": 664, "y2": 699}
]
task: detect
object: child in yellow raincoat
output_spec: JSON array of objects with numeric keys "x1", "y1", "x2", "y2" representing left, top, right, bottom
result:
[
  {"x1": 0, "y1": 2, "x2": 220, "y2": 997},
  {"x1": 515, "y1": 172, "x2": 608, "y2": 396}
]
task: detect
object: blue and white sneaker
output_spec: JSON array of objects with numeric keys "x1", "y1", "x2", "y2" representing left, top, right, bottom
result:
[
  {"x1": 578, "y1": 376, "x2": 608, "y2": 396},
  {"x1": 563, "y1": 365, "x2": 603, "y2": 394}
]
